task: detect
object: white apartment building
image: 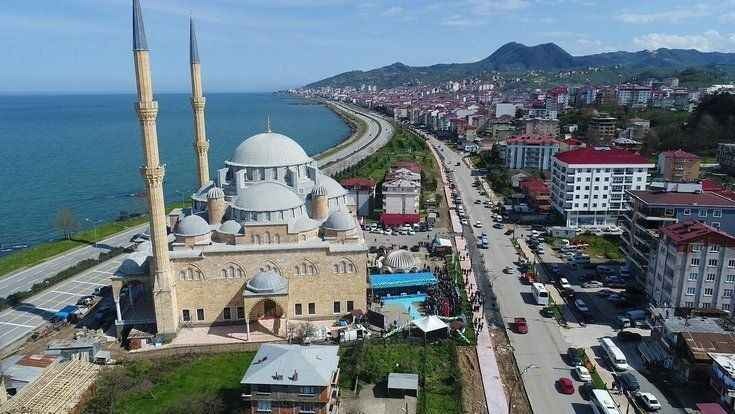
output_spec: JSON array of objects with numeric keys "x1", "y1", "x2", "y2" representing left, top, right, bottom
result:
[
  {"x1": 647, "y1": 220, "x2": 735, "y2": 311},
  {"x1": 382, "y1": 178, "x2": 420, "y2": 215},
  {"x1": 550, "y1": 147, "x2": 654, "y2": 227},
  {"x1": 504, "y1": 135, "x2": 561, "y2": 170}
]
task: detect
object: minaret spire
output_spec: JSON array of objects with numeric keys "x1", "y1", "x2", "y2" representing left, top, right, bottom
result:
[
  {"x1": 131, "y1": 0, "x2": 178, "y2": 335},
  {"x1": 266, "y1": 114, "x2": 271, "y2": 132},
  {"x1": 190, "y1": 16, "x2": 210, "y2": 187}
]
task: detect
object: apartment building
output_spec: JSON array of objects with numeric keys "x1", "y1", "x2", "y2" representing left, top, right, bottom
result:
[
  {"x1": 381, "y1": 162, "x2": 421, "y2": 224},
  {"x1": 657, "y1": 150, "x2": 700, "y2": 182},
  {"x1": 621, "y1": 188, "x2": 735, "y2": 285},
  {"x1": 340, "y1": 178, "x2": 375, "y2": 218},
  {"x1": 647, "y1": 221, "x2": 735, "y2": 311},
  {"x1": 241, "y1": 344, "x2": 340, "y2": 414},
  {"x1": 586, "y1": 113, "x2": 617, "y2": 145},
  {"x1": 550, "y1": 147, "x2": 653, "y2": 227},
  {"x1": 617, "y1": 85, "x2": 652, "y2": 107},
  {"x1": 504, "y1": 135, "x2": 561, "y2": 170},
  {"x1": 523, "y1": 118, "x2": 560, "y2": 138}
]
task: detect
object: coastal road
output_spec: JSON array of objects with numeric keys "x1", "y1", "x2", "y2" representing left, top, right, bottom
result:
[
  {"x1": 0, "y1": 258, "x2": 121, "y2": 355},
  {"x1": 317, "y1": 101, "x2": 394, "y2": 176},
  {"x1": 0, "y1": 225, "x2": 144, "y2": 298},
  {"x1": 427, "y1": 135, "x2": 593, "y2": 414}
]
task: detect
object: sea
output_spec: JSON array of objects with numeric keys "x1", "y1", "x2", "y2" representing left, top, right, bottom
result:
[{"x1": 0, "y1": 93, "x2": 350, "y2": 252}]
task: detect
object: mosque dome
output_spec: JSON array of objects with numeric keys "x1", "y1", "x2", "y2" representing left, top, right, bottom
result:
[
  {"x1": 311, "y1": 184, "x2": 328, "y2": 197},
  {"x1": 245, "y1": 270, "x2": 288, "y2": 294},
  {"x1": 218, "y1": 220, "x2": 243, "y2": 235},
  {"x1": 229, "y1": 132, "x2": 311, "y2": 167},
  {"x1": 207, "y1": 186, "x2": 225, "y2": 199},
  {"x1": 233, "y1": 182, "x2": 304, "y2": 212},
  {"x1": 318, "y1": 174, "x2": 349, "y2": 198},
  {"x1": 119, "y1": 252, "x2": 149, "y2": 275},
  {"x1": 384, "y1": 249, "x2": 417, "y2": 273},
  {"x1": 322, "y1": 210, "x2": 355, "y2": 231},
  {"x1": 174, "y1": 214, "x2": 211, "y2": 237}
]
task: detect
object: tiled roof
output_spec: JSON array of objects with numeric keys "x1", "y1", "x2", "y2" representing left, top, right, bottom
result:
[
  {"x1": 554, "y1": 147, "x2": 651, "y2": 165},
  {"x1": 628, "y1": 190, "x2": 735, "y2": 207},
  {"x1": 659, "y1": 220, "x2": 735, "y2": 247},
  {"x1": 340, "y1": 178, "x2": 376, "y2": 189},
  {"x1": 661, "y1": 149, "x2": 699, "y2": 160}
]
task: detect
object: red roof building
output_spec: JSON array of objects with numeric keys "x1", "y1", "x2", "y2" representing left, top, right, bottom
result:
[
  {"x1": 658, "y1": 220, "x2": 735, "y2": 251},
  {"x1": 391, "y1": 160, "x2": 421, "y2": 174},
  {"x1": 554, "y1": 147, "x2": 650, "y2": 165},
  {"x1": 505, "y1": 135, "x2": 560, "y2": 145},
  {"x1": 519, "y1": 177, "x2": 551, "y2": 213},
  {"x1": 339, "y1": 178, "x2": 376, "y2": 190}
]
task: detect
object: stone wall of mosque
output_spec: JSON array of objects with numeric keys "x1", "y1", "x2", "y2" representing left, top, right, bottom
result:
[{"x1": 170, "y1": 246, "x2": 367, "y2": 327}]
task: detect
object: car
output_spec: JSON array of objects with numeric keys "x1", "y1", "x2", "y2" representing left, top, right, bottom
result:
[
  {"x1": 557, "y1": 377, "x2": 575, "y2": 395},
  {"x1": 461, "y1": 219, "x2": 469, "y2": 225},
  {"x1": 455, "y1": 161, "x2": 460, "y2": 166},
  {"x1": 513, "y1": 317, "x2": 528, "y2": 334},
  {"x1": 574, "y1": 299, "x2": 590, "y2": 313},
  {"x1": 567, "y1": 347, "x2": 583, "y2": 366},
  {"x1": 617, "y1": 330, "x2": 643, "y2": 342},
  {"x1": 582, "y1": 280, "x2": 604, "y2": 288},
  {"x1": 617, "y1": 372, "x2": 640, "y2": 392},
  {"x1": 550, "y1": 264, "x2": 560, "y2": 274},
  {"x1": 76, "y1": 296, "x2": 95, "y2": 306},
  {"x1": 559, "y1": 278, "x2": 572, "y2": 290},
  {"x1": 574, "y1": 366, "x2": 592, "y2": 382},
  {"x1": 474, "y1": 199, "x2": 481, "y2": 204},
  {"x1": 474, "y1": 221, "x2": 483, "y2": 228},
  {"x1": 503, "y1": 266, "x2": 514, "y2": 274},
  {"x1": 493, "y1": 223, "x2": 504, "y2": 229},
  {"x1": 579, "y1": 382, "x2": 594, "y2": 401},
  {"x1": 540, "y1": 307, "x2": 555, "y2": 318},
  {"x1": 634, "y1": 391, "x2": 662, "y2": 411},
  {"x1": 536, "y1": 248, "x2": 545, "y2": 255}
]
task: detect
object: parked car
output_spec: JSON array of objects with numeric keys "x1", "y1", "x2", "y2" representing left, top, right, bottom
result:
[
  {"x1": 474, "y1": 220, "x2": 483, "y2": 228},
  {"x1": 493, "y1": 223, "x2": 503, "y2": 229},
  {"x1": 513, "y1": 317, "x2": 528, "y2": 334},
  {"x1": 540, "y1": 307, "x2": 555, "y2": 318},
  {"x1": 567, "y1": 347, "x2": 583, "y2": 366},
  {"x1": 557, "y1": 377, "x2": 575, "y2": 395},
  {"x1": 559, "y1": 278, "x2": 572, "y2": 290},
  {"x1": 503, "y1": 266, "x2": 514, "y2": 274},
  {"x1": 618, "y1": 372, "x2": 640, "y2": 392},
  {"x1": 574, "y1": 299, "x2": 590, "y2": 313},
  {"x1": 634, "y1": 391, "x2": 662, "y2": 411},
  {"x1": 582, "y1": 280, "x2": 603, "y2": 288},
  {"x1": 574, "y1": 366, "x2": 592, "y2": 382},
  {"x1": 617, "y1": 330, "x2": 643, "y2": 342}
]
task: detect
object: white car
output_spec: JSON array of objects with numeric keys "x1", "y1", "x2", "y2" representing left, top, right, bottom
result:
[
  {"x1": 461, "y1": 219, "x2": 469, "y2": 225},
  {"x1": 409, "y1": 230, "x2": 416, "y2": 235},
  {"x1": 560, "y1": 278, "x2": 572, "y2": 290},
  {"x1": 634, "y1": 392, "x2": 661, "y2": 411},
  {"x1": 574, "y1": 366, "x2": 592, "y2": 382},
  {"x1": 574, "y1": 299, "x2": 590, "y2": 313},
  {"x1": 474, "y1": 221, "x2": 483, "y2": 228},
  {"x1": 582, "y1": 280, "x2": 604, "y2": 288}
]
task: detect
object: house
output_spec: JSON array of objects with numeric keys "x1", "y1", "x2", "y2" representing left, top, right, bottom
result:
[
  {"x1": 658, "y1": 149, "x2": 701, "y2": 182},
  {"x1": 519, "y1": 177, "x2": 552, "y2": 214},
  {"x1": 676, "y1": 331, "x2": 735, "y2": 381},
  {"x1": 241, "y1": 344, "x2": 340, "y2": 414},
  {"x1": 340, "y1": 178, "x2": 376, "y2": 218},
  {"x1": 710, "y1": 353, "x2": 735, "y2": 412}
]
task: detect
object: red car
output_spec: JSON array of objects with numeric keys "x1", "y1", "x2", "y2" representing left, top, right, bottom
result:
[
  {"x1": 557, "y1": 377, "x2": 575, "y2": 395},
  {"x1": 514, "y1": 318, "x2": 528, "y2": 334}
]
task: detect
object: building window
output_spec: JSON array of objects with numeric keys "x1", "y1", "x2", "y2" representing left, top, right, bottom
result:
[
  {"x1": 182, "y1": 309, "x2": 191, "y2": 322},
  {"x1": 257, "y1": 400, "x2": 271, "y2": 412},
  {"x1": 706, "y1": 273, "x2": 717, "y2": 282},
  {"x1": 665, "y1": 208, "x2": 674, "y2": 216},
  {"x1": 308, "y1": 303, "x2": 316, "y2": 315},
  {"x1": 692, "y1": 244, "x2": 701, "y2": 252},
  {"x1": 704, "y1": 288, "x2": 714, "y2": 296},
  {"x1": 691, "y1": 258, "x2": 700, "y2": 266},
  {"x1": 688, "y1": 273, "x2": 698, "y2": 281},
  {"x1": 714, "y1": 209, "x2": 723, "y2": 218},
  {"x1": 295, "y1": 303, "x2": 303, "y2": 315},
  {"x1": 300, "y1": 386, "x2": 316, "y2": 395},
  {"x1": 699, "y1": 209, "x2": 707, "y2": 217},
  {"x1": 686, "y1": 287, "x2": 696, "y2": 296},
  {"x1": 347, "y1": 301, "x2": 354, "y2": 312},
  {"x1": 713, "y1": 222, "x2": 721, "y2": 229},
  {"x1": 237, "y1": 307, "x2": 245, "y2": 319},
  {"x1": 684, "y1": 208, "x2": 691, "y2": 215},
  {"x1": 196, "y1": 308, "x2": 205, "y2": 321},
  {"x1": 223, "y1": 307, "x2": 231, "y2": 320},
  {"x1": 723, "y1": 303, "x2": 731, "y2": 311},
  {"x1": 725, "y1": 289, "x2": 734, "y2": 298},
  {"x1": 710, "y1": 245, "x2": 720, "y2": 253},
  {"x1": 702, "y1": 302, "x2": 712, "y2": 309},
  {"x1": 685, "y1": 301, "x2": 695, "y2": 308},
  {"x1": 333, "y1": 301, "x2": 341, "y2": 314},
  {"x1": 708, "y1": 259, "x2": 719, "y2": 267}
]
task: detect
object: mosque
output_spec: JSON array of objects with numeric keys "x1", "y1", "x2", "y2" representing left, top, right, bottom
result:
[{"x1": 112, "y1": 0, "x2": 367, "y2": 341}]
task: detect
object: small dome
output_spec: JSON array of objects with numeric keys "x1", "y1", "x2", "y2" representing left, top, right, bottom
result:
[
  {"x1": 311, "y1": 184, "x2": 328, "y2": 197},
  {"x1": 233, "y1": 182, "x2": 304, "y2": 212},
  {"x1": 119, "y1": 252, "x2": 148, "y2": 275},
  {"x1": 175, "y1": 214, "x2": 211, "y2": 237},
  {"x1": 229, "y1": 132, "x2": 311, "y2": 167},
  {"x1": 207, "y1": 187, "x2": 225, "y2": 199},
  {"x1": 245, "y1": 270, "x2": 288, "y2": 294},
  {"x1": 385, "y1": 249, "x2": 417, "y2": 273},
  {"x1": 218, "y1": 220, "x2": 243, "y2": 235},
  {"x1": 289, "y1": 216, "x2": 320, "y2": 233},
  {"x1": 322, "y1": 210, "x2": 355, "y2": 231}
]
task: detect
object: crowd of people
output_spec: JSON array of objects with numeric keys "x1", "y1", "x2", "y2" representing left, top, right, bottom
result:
[{"x1": 425, "y1": 263, "x2": 461, "y2": 317}]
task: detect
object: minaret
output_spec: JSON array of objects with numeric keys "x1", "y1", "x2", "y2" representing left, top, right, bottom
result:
[
  {"x1": 132, "y1": 0, "x2": 178, "y2": 335},
  {"x1": 189, "y1": 17, "x2": 210, "y2": 187}
]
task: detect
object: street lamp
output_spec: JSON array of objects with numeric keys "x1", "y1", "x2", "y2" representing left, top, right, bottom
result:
[
  {"x1": 508, "y1": 363, "x2": 538, "y2": 413},
  {"x1": 84, "y1": 218, "x2": 102, "y2": 245}
]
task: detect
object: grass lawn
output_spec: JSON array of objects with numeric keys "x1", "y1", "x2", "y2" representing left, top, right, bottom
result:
[
  {"x1": 85, "y1": 352, "x2": 255, "y2": 414},
  {"x1": 339, "y1": 341, "x2": 462, "y2": 414},
  {"x1": 573, "y1": 233, "x2": 623, "y2": 260},
  {"x1": 0, "y1": 201, "x2": 190, "y2": 278}
]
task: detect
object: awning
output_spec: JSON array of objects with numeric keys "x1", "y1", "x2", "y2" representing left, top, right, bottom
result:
[
  {"x1": 380, "y1": 213, "x2": 420, "y2": 225},
  {"x1": 370, "y1": 272, "x2": 438, "y2": 289},
  {"x1": 410, "y1": 315, "x2": 449, "y2": 333}
]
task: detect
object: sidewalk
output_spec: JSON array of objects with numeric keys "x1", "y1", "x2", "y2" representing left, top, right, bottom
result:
[{"x1": 586, "y1": 347, "x2": 633, "y2": 412}]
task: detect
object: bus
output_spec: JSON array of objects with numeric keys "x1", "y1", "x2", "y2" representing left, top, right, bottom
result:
[
  {"x1": 591, "y1": 389, "x2": 621, "y2": 414},
  {"x1": 530, "y1": 283, "x2": 549, "y2": 306},
  {"x1": 599, "y1": 337, "x2": 629, "y2": 371}
]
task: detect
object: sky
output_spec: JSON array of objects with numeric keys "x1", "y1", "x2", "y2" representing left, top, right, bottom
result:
[{"x1": 3, "y1": 0, "x2": 735, "y2": 93}]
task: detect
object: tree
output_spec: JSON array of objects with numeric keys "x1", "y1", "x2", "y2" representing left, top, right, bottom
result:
[{"x1": 54, "y1": 208, "x2": 79, "y2": 240}]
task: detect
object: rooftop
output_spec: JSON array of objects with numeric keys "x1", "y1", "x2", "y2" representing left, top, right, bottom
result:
[
  {"x1": 555, "y1": 147, "x2": 651, "y2": 165},
  {"x1": 661, "y1": 149, "x2": 699, "y2": 160},
  {"x1": 388, "y1": 373, "x2": 419, "y2": 391},
  {"x1": 659, "y1": 220, "x2": 735, "y2": 247},
  {"x1": 241, "y1": 344, "x2": 338, "y2": 387},
  {"x1": 506, "y1": 135, "x2": 560, "y2": 145},
  {"x1": 710, "y1": 353, "x2": 735, "y2": 378},
  {"x1": 369, "y1": 272, "x2": 438, "y2": 289},
  {"x1": 681, "y1": 331, "x2": 735, "y2": 361},
  {"x1": 628, "y1": 190, "x2": 735, "y2": 207},
  {"x1": 340, "y1": 177, "x2": 376, "y2": 189}
]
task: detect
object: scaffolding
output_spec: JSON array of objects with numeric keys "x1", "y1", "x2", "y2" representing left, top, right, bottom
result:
[{"x1": 0, "y1": 358, "x2": 99, "y2": 414}]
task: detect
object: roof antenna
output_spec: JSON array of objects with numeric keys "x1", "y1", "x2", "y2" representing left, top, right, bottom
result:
[{"x1": 266, "y1": 114, "x2": 272, "y2": 133}]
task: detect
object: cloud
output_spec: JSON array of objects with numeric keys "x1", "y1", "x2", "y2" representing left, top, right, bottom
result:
[
  {"x1": 468, "y1": 0, "x2": 530, "y2": 15},
  {"x1": 617, "y1": 5, "x2": 709, "y2": 24},
  {"x1": 382, "y1": 6, "x2": 403, "y2": 17},
  {"x1": 632, "y1": 31, "x2": 735, "y2": 51},
  {"x1": 442, "y1": 14, "x2": 476, "y2": 27}
]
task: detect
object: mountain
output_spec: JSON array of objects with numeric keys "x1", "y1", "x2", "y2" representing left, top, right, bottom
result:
[{"x1": 305, "y1": 42, "x2": 735, "y2": 89}]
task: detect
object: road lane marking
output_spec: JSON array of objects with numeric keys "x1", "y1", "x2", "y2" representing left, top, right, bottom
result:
[
  {"x1": 0, "y1": 321, "x2": 34, "y2": 328},
  {"x1": 16, "y1": 304, "x2": 57, "y2": 313},
  {"x1": 70, "y1": 280, "x2": 106, "y2": 286},
  {"x1": 49, "y1": 290, "x2": 86, "y2": 296}
]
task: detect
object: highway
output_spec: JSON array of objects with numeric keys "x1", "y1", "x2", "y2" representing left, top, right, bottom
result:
[
  {"x1": 428, "y1": 136, "x2": 593, "y2": 414},
  {"x1": 0, "y1": 225, "x2": 144, "y2": 299},
  {"x1": 316, "y1": 101, "x2": 394, "y2": 176}
]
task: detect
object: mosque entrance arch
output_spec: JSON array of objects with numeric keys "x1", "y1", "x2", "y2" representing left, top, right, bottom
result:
[{"x1": 244, "y1": 297, "x2": 288, "y2": 340}]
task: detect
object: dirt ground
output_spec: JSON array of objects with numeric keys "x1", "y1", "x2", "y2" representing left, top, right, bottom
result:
[
  {"x1": 491, "y1": 327, "x2": 533, "y2": 414},
  {"x1": 456, "y1": 346, "x2": 489, "y2": 414}
]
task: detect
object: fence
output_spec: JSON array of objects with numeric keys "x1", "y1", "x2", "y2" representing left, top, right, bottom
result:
[{"x1": 123, "y1": 340, "x2": 287, "y2": 361}]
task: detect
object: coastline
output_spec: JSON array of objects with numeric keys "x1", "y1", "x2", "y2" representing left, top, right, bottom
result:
[{"x1": 309, "y1": 98, "x2": 367, "y2": 161}]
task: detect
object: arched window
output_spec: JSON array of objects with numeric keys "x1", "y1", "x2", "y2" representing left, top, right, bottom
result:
[
  {"x1": 275, "y1": 234, "x2": 280, "y2": 244},
  {"x1": 340, "y1": 262, "x2": 347, "y2": 273},
  {"x1": 265, "y1": 232, "x2": 271, "y2": 244},
  {"x1": 295, "y1": 266, "x2": 301, "y2": 276},
  {"x1": 221, "y1": 269, "x2": 227, "y2": 278}
]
